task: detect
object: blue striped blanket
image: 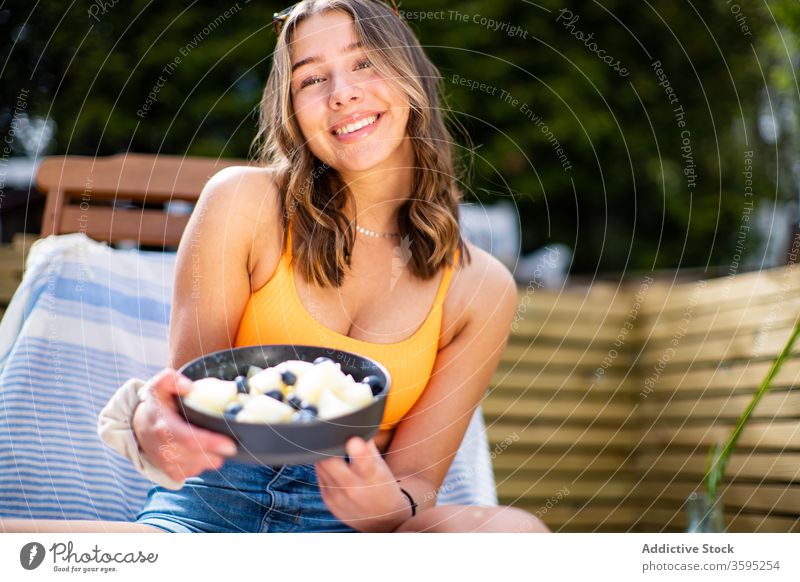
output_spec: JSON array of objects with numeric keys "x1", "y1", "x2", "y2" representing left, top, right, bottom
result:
[{"x1": 0, "y1": 234, "x2": 496, "y2": 521}]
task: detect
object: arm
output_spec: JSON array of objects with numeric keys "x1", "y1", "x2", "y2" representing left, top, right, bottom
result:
[
  {"x1": 383, "y1": 250, "x2": 519, "y2": 510},
  {"x1": 315, "y1": 248, "x2": 519, "y2": 530},
  {"x1": 119, "y1": 167, "x2": 282, "y2": 484},
  {"x1": 168, "y1": 166, "x2": 278, "y2": 368}
]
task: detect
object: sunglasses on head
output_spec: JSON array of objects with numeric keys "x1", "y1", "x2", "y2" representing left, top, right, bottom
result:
[{"x1": 273, "y1": 0, "x2": 400, "y2": 36}]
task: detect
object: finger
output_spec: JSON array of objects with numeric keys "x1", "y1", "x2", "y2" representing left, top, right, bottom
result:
[
  {"x1": 189, "y1": 427, "x2": 238, "y2": 457},
  {"x1": 150, "y1": 369, "x2": 193, "y2": 402},
  {"x1": 174, "y1": 373, "x2": 194, "y2": 396},
  {"x1": 165, "y1": 449, "x2": 227, "y2": 480},
  {"x1": 169, "y1": 458, "x2": 208, "y2": 482},
  {"x1": 165, "y1": 411, "x2": 237, "y2": 456},
  {"x1": 183, "y1": 452, "x2": 226, "y2": 473},
  {"x1": 315, "y1": 469, "x2": 340, "y2": 512},
  {"x1": 202, "y1": 452, "x2": 226, "y2": 470},
  {"x1": 321, "y1": 456, "x2": 357, "y2": 486},
  {"x1": 315, "y1": 466, "x2": 337, "y2": 501},
  {"x1": 317, "y1": 458, "x2": 357, "y2": 491},
  {"x1": 314, "y1": 463, "x2": 335, "y2": 488},
  {"x1": 315, "y1": 465, "x2": 329, "y2": 489},
  {"x1": 315, "y1": 454, "x2": 347, "y2": 475},
  {"x1": 143, "y1": 380, "x2": 238, "y2": 457},
  {"x1": 346, "y1": 437, "x2": 380, "y2": 481}
]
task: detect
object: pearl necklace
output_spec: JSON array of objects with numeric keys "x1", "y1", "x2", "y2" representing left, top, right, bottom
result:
[{"x1": 355, "y1": 224, "x2": 400, "y2": 239}]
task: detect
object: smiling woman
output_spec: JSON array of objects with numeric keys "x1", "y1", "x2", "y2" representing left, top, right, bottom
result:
[
  {"x1": 1, "y1": 0, "x2": 549, "y2": 534},
  {"x1": 260, "y1": 0, "x2": 467, "y2": 288}
]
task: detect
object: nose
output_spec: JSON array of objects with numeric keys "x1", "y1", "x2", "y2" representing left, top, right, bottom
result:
[{"x1": 329, "y1": 74, "x2": 363, "y2": 108}]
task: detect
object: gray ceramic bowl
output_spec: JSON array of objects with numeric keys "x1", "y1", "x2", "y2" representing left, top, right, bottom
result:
[{"x1": 176, "y1": 344, "x2": 390, "y2": 466}]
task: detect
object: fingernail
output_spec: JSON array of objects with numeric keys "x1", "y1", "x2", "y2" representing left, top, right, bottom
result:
[{"x1": 220, "y1": 441, "x2": 237, "y2": 455}]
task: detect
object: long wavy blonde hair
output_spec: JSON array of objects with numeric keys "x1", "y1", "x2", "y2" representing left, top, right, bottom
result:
[{"x1": 252, "y1": 0, "x2": 470, "y2": 287}]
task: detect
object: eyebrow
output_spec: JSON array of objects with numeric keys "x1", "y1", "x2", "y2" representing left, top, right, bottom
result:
[{"x1": 291, "y1": 41, "x2": 363, "y2": 73}]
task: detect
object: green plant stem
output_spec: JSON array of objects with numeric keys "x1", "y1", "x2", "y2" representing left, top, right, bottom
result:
[{"x1": 706, "y1": 316, "x2": 800, "y2": 500}]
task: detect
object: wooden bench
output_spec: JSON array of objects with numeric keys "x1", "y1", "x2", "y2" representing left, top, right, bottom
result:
[
  {"x1": 12, "y1": 153, "x2": 800, "y2": 532},
  {"x1": 36, "y1": 153, "x2": 250, "y2": 246}
]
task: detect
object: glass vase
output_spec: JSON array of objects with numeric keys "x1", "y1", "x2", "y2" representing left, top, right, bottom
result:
[{"x1": 686, "y1": 491, "x2": 725, "y2": 533}]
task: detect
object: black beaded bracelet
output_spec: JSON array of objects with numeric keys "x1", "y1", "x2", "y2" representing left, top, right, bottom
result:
[{"x1": 398, "y1": 485, "x2": 417, "y2": 517}]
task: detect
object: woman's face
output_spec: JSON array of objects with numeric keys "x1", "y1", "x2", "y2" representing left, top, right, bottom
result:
[{"x1": 289, "y1": 11, "x2": 413, "y2": 175}]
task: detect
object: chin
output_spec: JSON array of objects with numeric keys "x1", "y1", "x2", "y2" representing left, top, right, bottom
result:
[
  {"x1": 336, "y1": 156, "x2": 390, "y2": 173},
  {"x1": 329, "y1": 147, "x2": 398, "y2": 173}
]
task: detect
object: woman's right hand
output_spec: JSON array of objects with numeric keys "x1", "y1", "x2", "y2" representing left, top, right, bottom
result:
[{"x1": 132, "y1": 368, "x2": 238, "y2": 482}]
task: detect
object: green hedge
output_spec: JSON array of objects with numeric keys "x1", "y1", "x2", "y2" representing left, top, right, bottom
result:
[{"x1": 2, "y1": 0, "x2": 797, "y2": 273}]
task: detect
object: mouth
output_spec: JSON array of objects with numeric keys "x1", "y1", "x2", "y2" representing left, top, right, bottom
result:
[{"x1": 330, "y1": 112, "x2": 383, "y2": 140}]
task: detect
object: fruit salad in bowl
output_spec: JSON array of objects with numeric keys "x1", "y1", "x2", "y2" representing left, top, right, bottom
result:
[
  {"x1": 177, "y1": 345, "x2": 390, "y2": 465},
  {"x1": 184, "y1": 357, "x2": 383, "y2": 423}
]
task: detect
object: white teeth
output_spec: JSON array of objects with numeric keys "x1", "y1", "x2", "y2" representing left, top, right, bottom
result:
[{"x1": 334, "y1": 114, "x2": 378, "y2": 136}]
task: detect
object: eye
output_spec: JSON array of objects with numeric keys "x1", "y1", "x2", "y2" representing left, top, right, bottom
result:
[
  {"x1": 354, "y1": 58, "x2": 371, "y2": 71},
  {"x1": 299, "y1": 75, "x2": 325, "y2": 89}
]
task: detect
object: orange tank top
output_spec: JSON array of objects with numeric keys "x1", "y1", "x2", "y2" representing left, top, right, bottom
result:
[{"x1": 234, "y1": 224, "x2": 460, "y2": 430}]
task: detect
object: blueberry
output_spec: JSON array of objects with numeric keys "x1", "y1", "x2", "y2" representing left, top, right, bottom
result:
[
  {"x1": 294, "y1": 409, "x2": 316, "y2": 423},
  {"x1": 301, "y1": 403, "x2": 318, "y2": 416},
  {"x1": 287, "y1": 394, "x2": 303, "y2": 410},
  {"x1": 362, "y1": 375, "x2": 384, "y2": 396},
  {"x1": 313, "y1": 356, "x2": 334, "y2": 365},
  {"x1": 281, "y1": 370, "x2": 297, "y2": 386},
  {"x1": 234, "y1": 375, "x2": 249, "y2": 394},
  {"x1": 224, "y1": 402, "x2": 243, "y2": 418},
  {"x1": 265, "y1": 389, "x2": 284, "y2": 402}
]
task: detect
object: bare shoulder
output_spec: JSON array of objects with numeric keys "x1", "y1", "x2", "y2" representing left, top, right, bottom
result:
[
  {"x1": 201, "y1": 165, "x2": 281, "y2": 221},
  {"x1": 194, "y1": 165, "x2": 284, "y2": 271},
  {"x1": 445, "y1": 241, "x2": 519, "y2": 340},
  {"x1": 459, "y1": 241, "x2": 518, "y2": 313}
]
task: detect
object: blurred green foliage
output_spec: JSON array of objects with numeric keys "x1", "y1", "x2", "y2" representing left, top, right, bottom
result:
[{"x1": 1, "y1": 0, "x2": 798, "y2": 273}]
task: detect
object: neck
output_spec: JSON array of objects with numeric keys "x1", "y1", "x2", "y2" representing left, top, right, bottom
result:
[{"x1": 338, "y1": 147, "x2": 414, "y2": 234}]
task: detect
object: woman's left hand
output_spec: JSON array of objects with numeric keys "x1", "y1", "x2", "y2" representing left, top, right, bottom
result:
[{"x1": 315, "y1": 436, "x2": 412, "y2": 532}]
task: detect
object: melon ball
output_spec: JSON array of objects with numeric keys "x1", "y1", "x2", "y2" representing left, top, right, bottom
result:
[
  {"x1": 334, "y1": 379, "x2": 374, "y2": 409},
  {"x1": 294, "y1": 360, "x2": 348, "y2": 404},
  {"x1": 248, "y1": 367, "x2": 283, "y2": 395},
  {"x1": 273, "y1": 359, "x2": 315, "y2": 376},
  {"x1": 317, "y1": 388, "x2": 357, "y2": 420},
  {"x1": 185, "y1": 378, "x2": 237, "y2": 414},
  {"x1": 236, "y1": 394, "x2": 295, "y2": 424}
]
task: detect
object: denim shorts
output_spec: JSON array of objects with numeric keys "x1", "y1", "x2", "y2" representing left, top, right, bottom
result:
[{"x1": 135, "y1": 460, "x2": 358, "y2": 533}]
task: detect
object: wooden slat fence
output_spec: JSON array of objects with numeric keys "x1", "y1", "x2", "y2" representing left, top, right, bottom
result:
[{"x1": 486, "y1": 269, "x2": 800, "y2": 532}]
